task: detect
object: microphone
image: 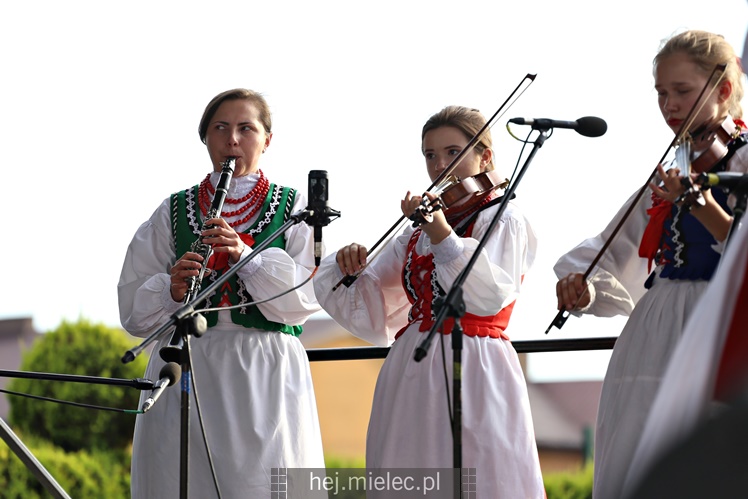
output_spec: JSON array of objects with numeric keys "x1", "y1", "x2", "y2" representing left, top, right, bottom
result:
[
  {"x1": 509, "y1": 116, "x2": 608, "y2": 137},
  {"x1": 141, "y1": 362, "x2": 181, "y2": 413},
  {"x1": 696, "y1": 172, "x2": 748, "y2": 191},
  {"x1": 307, "y1": 170, "x2": 340, "y2": 266}
]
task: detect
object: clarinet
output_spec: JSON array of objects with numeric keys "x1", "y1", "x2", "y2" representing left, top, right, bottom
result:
[
  {"x1": 183, "y1": 157, "x2": 236, "y2": 304},
  {"x1": 160, "y1": 157, "x2": 236, "y2": 364}
]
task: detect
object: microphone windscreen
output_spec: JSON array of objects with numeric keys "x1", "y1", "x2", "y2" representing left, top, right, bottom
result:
[
  {"x1": 576, "y1": 116, "x2": 608, "y2": 138},
  {"x1": 159, "y1": 362, "x2": 182, "y2": 385}
]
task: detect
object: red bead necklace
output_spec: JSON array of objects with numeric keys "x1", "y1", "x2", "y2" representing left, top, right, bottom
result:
[{"x1": 198, "y1": 170, "x2": 270, "y2": 228}]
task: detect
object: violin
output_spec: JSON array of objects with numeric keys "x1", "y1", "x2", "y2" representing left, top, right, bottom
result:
[
  {"x1": 411, "y1": 170, "x2": 510, "y2": 225},
  {"x1": 686, "y1": 115, "x2": 740, "y2": 173},
  {"x1": 673, "y1": 115, "x2": 740, "y2": 207}
]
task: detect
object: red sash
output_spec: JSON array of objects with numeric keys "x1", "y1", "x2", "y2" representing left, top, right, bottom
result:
[{"x1": 397, "y1": 225, "x2": 515, "y2": 341}]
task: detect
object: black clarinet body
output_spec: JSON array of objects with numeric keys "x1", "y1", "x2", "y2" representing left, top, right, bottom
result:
[
  {"x1": 160, "y1": 158, "x2": 235, "y2": 363},
  {"x1": 183, "y1": 158, "x2": 236, "y2": 302}
]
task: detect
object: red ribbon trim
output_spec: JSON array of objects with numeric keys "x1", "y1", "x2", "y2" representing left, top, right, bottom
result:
[{"x1": 638, "y1": 197, "x2": 673, "y2": 272}]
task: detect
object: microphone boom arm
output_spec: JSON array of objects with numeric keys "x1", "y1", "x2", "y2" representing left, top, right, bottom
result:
[{"x1": 122, "y1": 210, "x2": 313, "y2": 363}]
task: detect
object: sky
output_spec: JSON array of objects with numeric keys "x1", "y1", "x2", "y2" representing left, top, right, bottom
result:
[{"x1": 1, "y1": 1, "x2": 746, "y2": 382}]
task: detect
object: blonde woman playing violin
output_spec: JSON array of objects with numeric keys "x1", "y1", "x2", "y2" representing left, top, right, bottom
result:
[
  {"x1": 554, "y1": 30, "x2": 747, "y2": 499},
  {"x1": 314, "y1": 105, "x2": 545, "y2": 498}
]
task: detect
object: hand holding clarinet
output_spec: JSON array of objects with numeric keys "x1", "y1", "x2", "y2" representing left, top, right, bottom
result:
[{"x1": 169, "y1": 157, "x2": 238, "y2": 303}]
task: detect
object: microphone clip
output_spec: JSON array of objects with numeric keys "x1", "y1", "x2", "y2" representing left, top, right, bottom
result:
[{"x1": 307, "y1": 205, "x2": 341, "y2": 228}]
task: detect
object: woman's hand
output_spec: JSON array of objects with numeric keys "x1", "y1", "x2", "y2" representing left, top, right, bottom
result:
[
  {"x1": 201, "y1": 218, "x2": 247, "y2": 264},
  {"x1": 556, "y1": 273, "x2": 591, "y2": 311},
  {"x1": 169, "y1": 252, "x2": 206, "y2": 302},
  {"x1": 336, "y1": 243, "x2": 368, "y2": 275},
  {"x1": 650, "y1": 163, "x2": 688, "y2": 203},
  {"x1": 401, "y1": 191, "x2": 451, "y2": 244}
]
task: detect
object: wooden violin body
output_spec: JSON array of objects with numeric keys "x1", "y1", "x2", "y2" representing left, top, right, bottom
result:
[
  {"x1": 688, "y1": 116, "x2": 740, "y2": 173},
  {"x1": 412, "y1": 170, "x2": 510, "y2": 226}
]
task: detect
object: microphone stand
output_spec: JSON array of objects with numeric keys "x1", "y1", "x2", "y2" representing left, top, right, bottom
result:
[
  {"x1": 413, "y1": 128, "x2": 550, "y2": 498},
  {"x1": 0, "y1": 416, "x2": 71, "y2": 499},
  {"x1": 121, "y1": 209, "x2": 315, "y2": 499},
  {"x1": 723, "y1": 176, "x2": 748, "y2": 247},
  {"x1": 0, "y1": 369, "x2": 157, "y2": 498}
]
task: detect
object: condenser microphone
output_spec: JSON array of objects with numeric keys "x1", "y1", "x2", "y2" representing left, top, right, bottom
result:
[
  {"x1": 307, "y1": 170, "x2": 341, "y2": 266},
  {"x1": 509, "y1": 116, "x2": 608, "y2": 137}
]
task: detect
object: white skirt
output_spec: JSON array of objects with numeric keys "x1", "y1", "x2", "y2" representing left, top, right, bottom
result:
[
  {"x1": 365, "y1": 325, "x2": 545, "y2": 499},
  {"x1": 592, "y1": 277, "x2": 709, "y2": 499},
  {"x1": 130, "y1": 327, "x2": 325, "y2": 499}
]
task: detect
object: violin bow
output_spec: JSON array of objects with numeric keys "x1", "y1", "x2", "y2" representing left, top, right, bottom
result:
[
  {"x1": 545, "y1": 63, "x2": 727, "y2": 334},
  {"x1": 332, "y1": 73, "x2": 537, "y2": 291}
]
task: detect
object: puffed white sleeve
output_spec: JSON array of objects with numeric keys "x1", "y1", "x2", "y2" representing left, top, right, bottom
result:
[
  {"x1": 553, "y1": 189, "x2": 652, "y2": 317},
  {"x1": 312, "y1": 230, "x2": 413, "y2": 347},
  {"x1": 118, "y1": 199, "x2": 183, "y2": 338},
  {"x1": 230, "y1": 191, "x2": 322, "y2": 326},
  {"x1": 425, "y1": 202, "x2": 537, "y2": 316}
]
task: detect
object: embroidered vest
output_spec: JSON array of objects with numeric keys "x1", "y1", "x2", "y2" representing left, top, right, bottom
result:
[
  {"x1": 640, "y1": 129, "x2": 747, "y2": 288},
  {"x1": 395, "y1": 222, "x2": 516, "y2": 341},
  {"x1": 171, "y1": 182, "x2": 303, "y2": 336}
]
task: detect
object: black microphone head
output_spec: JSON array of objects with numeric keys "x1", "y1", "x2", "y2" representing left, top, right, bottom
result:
[
  {"x1": 308, "y1": 170, "x2": 329, "y2": 208},
  {"x1": 159, "y1": 362, "x2": 182, "y2": 386},
  {"x1": 575, "y1": 116, "x2": 607, "y2": 137}
]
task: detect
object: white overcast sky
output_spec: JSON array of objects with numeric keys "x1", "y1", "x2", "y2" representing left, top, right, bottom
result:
[{"x1": 1, "y1": 1, "x2": 746, "y2": 381}]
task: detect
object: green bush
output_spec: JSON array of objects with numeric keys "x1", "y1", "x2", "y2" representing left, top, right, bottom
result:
[
  {"x1": 325, "y1": 454, "x2": 366, "y2": 469},
  {"x1": 8, "y1": 318, "x2": 148, "y2": 453},
  {"x1": 0, "y1": 433, "x2": 130, "y2": 499},
  {"x1": 544, "y1": 463, "x2": 594, "y2": 499}
]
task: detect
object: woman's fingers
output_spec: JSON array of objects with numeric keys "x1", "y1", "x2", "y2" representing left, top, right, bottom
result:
[
  {"x1": 556, "y1": 273, "x2": 590, "y2": 310},
  {"x1": 336, "y1": 244, "x2": 368, "y2": 275}
]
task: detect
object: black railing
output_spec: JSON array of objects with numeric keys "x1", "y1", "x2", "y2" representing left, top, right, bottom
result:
[{"x1": 306, "y1": 336, "x2": 617, "y2": 361}]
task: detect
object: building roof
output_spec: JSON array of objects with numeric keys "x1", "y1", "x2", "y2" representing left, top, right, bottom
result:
[
  {"x1": 529, "y1": 380, "x2": 602, "y2": 450},
  {"x1": 0, "y1": 316, "x2": 38, "y2": 341}
]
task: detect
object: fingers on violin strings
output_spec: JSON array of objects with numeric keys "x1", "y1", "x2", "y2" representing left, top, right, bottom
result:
[{"x1": 655, "y1": 163, "x2": 669, "y2": 180}]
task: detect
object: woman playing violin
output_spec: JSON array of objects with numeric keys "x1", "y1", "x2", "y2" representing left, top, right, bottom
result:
[
  {"x1": 554, "y1": 29, "x2": 747, "y2": 499},
  {"x1": 313, "y1": 106, "x2": 545, "y2": 497}
]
